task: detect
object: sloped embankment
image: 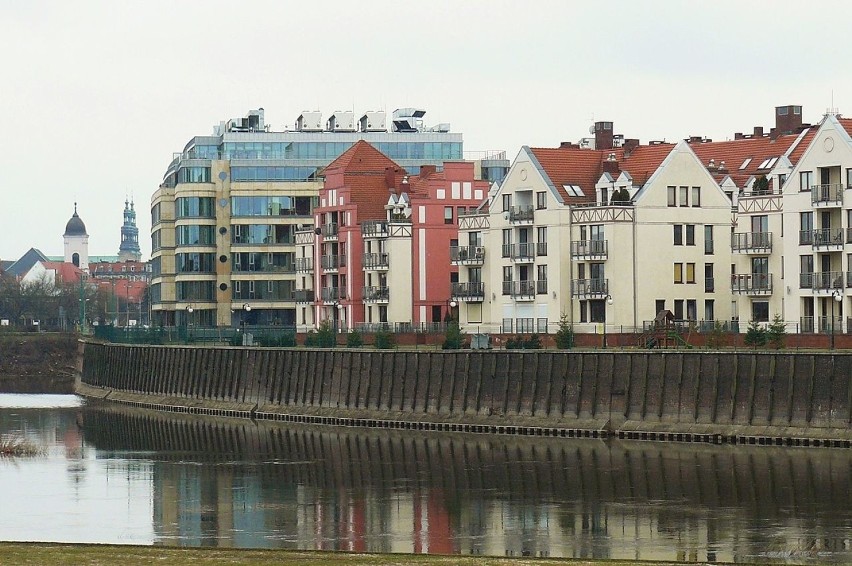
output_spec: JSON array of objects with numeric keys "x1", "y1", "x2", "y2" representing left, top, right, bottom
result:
[{"x1": 0, "y1": 333, "x2": 78, "y2": 393}]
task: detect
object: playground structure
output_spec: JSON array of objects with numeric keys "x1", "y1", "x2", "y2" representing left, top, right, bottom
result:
[{"x1": 638, "y1": 310, "x2": 694, "y2": 349}]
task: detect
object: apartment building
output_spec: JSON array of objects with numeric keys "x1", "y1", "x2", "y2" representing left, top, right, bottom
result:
[
  {"x1": 294, "y1": 141, "x2": 490, "y2": 332},
  {"x1": 150, "y1": 107, "x2": 495, "y2": 328}
]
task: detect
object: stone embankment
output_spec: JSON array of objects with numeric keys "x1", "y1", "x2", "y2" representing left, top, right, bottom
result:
[
  {"x1": 0, "y1": 333, "x2": 77, "y2": 393},
  {"x1": 78, "y1": 342, "x2": 852, "y2": 446}
]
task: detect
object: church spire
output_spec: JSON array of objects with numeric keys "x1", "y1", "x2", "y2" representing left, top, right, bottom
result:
[{"x1": 118, "y1": 198, "x2": 141, "y2": 261}]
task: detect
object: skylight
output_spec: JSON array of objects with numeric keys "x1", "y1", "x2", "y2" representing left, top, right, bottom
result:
[
  {"x1": 563, "y1": 184, "x2": 585, "y2": 197},
  {"x1": 739, "y1": 158, "x2": 752, "y2": 170}
]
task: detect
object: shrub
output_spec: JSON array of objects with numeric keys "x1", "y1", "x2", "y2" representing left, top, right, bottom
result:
[
  {"x1": 374, "y1": 330, "x2": 395, "y2": 349},
  {"x1": 303, "y1": 331, "x2": 317, "y2": 347},
  {"x1": 705, "y1": 321, "x2": 726, "y2": 349},
  {"x1": 744, "y1": 319, "x2": 767, "y2": 348},
  {"x1": 767, "y1": 315, "x2": 786, "y2": 350},
  {"x1": 442, "y1": 320, "x2": 464, "y2": 350},
  {"x1": 346, "y1": 329, "x2": 364, "y2": 348},
  {"x1": 315, "y1": 320, "x2": 336, "y2": 348},
  {"x1": 505, "y1": 334, "x2": 541, "y2": 350},
  {"x1": 554, "y1": 313, "x2": 574, "y2": 349},
  {"x1": 525, "y1": 334, "x2": 542, "y2": 349}
]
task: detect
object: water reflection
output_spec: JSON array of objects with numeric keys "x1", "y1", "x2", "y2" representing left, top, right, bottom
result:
[{"x1": 0, "y1": 396, "x2": 850, "y2": 563}]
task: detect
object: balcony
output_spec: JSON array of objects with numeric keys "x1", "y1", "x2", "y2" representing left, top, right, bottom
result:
[
  {"x1": 570, "y1": 278, "x2": 609, "y2": 297},
  {"x1": 731, "y1": 232, "x2": 772, "y2": 253},
  {"x1": 811, "y1": 183, "x2": 843, "y2": 207},
  {"x1": 294, "y1": 257, "x2": 314, "y2": 273},
  {"x1": 322, "y1": 223, "x2": 339, "y2": 239},
  {"x1": 508, "y1": 205, "x2": 534, "y2": 223},
  {"x1": 294, "y1": 289, "x2": 314, "y2": 303},
  {"x1": 817, "y1": 316, "x2": 845, "y2": 333},
  {"x1": 451, "y1": 281, "x2": 484, "y2": 302},
  {"x1": 811, "y1": 271, "x2": 844, "y2": 292},
  {"x1": 800, "y1": 316, "x2": 815, "y2": 333},
  {"x1": 362, "y1": 252, "x2": 389, "y2": 270},
  {"x1": 361, "y1": 220, "x2": 389, "y2": 238},
  {"x1": 362, "y1": 286, "x2": 389, "y2": 303},
  {"x1": 505, "y1": 242, "x2": 535, "y2": 262},
  {"x1": 320, "y1": 254, "x2": 346, "y2": 271},
  {"x1": 320, "y1": 287, "x2": 346, "y2": 303},
  {"x1": 503, "y1": 280, "x2": 536, "y2": 301},
  {"x1": 571, "y1": 239, "x2": 608, "y2": 259},
  {"x1": 812, "y1": 228, "x2": 844, "y2": 249},
  {"x1": 450, "y1": 245, "x2": 485, "y2": 265},
  {"x1": 731, "y1": 273, "x2": 772, "y2": 295}
]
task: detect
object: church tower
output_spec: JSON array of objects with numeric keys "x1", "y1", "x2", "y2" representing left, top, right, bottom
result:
[
  {"x1": 63, "y1": 203, "x2": 89, "y2": 271},
  {"x1": 118, "y1": 199, "x2": 142, "y2": 261}
]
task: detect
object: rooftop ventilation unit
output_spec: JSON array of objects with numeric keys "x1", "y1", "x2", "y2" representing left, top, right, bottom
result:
[
  {"x1": 327, "y1": 111, "x2": 356, "y2": 132},
  {"x1": 392, "y1": 108, "x2": 426, "y2": 132},
  {"x1": 359, "y1": 111, "x2": 387, "y2": 132},
  {"x1": 296, "y1": 111, "x2": 323, "y2": 132}
]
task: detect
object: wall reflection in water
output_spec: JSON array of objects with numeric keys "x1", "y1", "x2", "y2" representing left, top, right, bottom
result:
[{"x1": 82, "y1": 404, "x2": 852, "y2": 563}]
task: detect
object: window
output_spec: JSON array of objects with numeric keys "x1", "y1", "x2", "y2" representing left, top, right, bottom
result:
[
  {"x1": 705, "y1": 263, "x2": 714, "y2": 292},
  {"x1": 705, "y1": 299, "x2": 715, "y2": 322},
  {"x1": 800, "y1": 255, "x2": 813, "y2": 288},
  {"x1": 502, "y1": 318, "x2": 513, "y2": 333},
  {"x1": 457, "y1": 206, "x2": 466, "y2": 218},
  {"x1": 444, "y1": 206, "x2": 453, "y2": 224},
  {"x1": 705, "y1": 225, "x2": 714, "y2": 254},
  {"x1": 590, "y1": 300, "x2": 606, "y2": 323},
  {"x1": 674, "y1": 225, "x2": 683, "y2": 245},
  {"x1": 502, "y1": 229, "x2": 511, "y2": 257},
  {"x1": 752, "y1": 301, "x2": 769, "y2": 322},
  {"x1": 667, "y1": 186, "x2": 676, "y2": 206},
  {"x1": 847, "y1": 168, "x2": 852, "y2": 189},
  {"x1": 502, "y1": 266, "x2": 512, "y2": 295},
  {"x1": 537, "y1": 265, "x2": 547, "y2": 294},
  {"x1": 579, "y1": 300, "x2": 588, "y2": 323},
  {"x1": 691, "y1": 186, "x2": 700, "y2": 207},
  {"x1": 537, "y1": 226, "x2": 547, "y2": 256},
  {"x1": 674, "y1": 263, "x2": 683, "y2": 283},
  {"x1": 778, "y1": 174, "x2": 787, "y2": 189},
  {"x1": 800, "y1": 212, "x2": 813, "y2": 245},
  {"x1": 674, "y1": 299, "x2": 684, "y2": 320},
  {"x1": 502, "y1": 194, "x2": 511, "y2": 212},
  {"x1": 536, "y1": 191, "x2": 547, "y2": 209},
  {"x1": 800, "y1": 171, "x2": 813, "y2": 192},
  {"x1": 679, "y1": 186, "x2": 689, "y2": 207},
  {"x1": 686, "y1": 263, "x2": 695, "y2": 284},
  {"x1": 655, "y1": 299, "x2": 665, "y2": 314},
  {"x1": 686, "y1": 224, "x2": 695, "y2": 246},
  {"x1": 686, "y1": 299, "x2": 697, "y2": 321},
  {"x1": 752, "y1": 215, "x2": 768, "y2": 233}
]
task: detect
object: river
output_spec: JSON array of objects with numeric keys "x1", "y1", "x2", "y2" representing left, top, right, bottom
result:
[{"x1": 0, "y1": 394, "x2": 849, "y2": 563}]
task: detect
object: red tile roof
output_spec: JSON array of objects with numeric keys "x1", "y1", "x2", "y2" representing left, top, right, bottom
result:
[
  {"x1": 42, "y1": 261, "x2": 85, "y2": 284},
  {"x1": 838, "y1": 118, "x2": 852, "y2": 137}
]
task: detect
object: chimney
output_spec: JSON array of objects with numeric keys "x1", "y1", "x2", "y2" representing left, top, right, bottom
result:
[
  {"x1": 560, "y1": 141, "x2": 579, "y2": 149},
  {"x1": 419, "y1": 165, "x2": 437, "y2": 178},
  {"x1": 753, "y1": 126, "x2": 764, "y2": 137},
  {"x1": 594, "y1": 121, "x2": 614, "y2": 150},
  {"x1": 734, "y1": 132, "x2": 744, "y2": 140},
  {"x1": 775, "y1": 105, "x2": 803, "y2": 135},
  {"x1": 602, "y1": 153, "x2": 619, "y2": 176},
  {"x1": 622, "y1": 138, "x2": 640, "y2": 157},
  {"x1": 718, "y1": 161, "x2": 728, "y2": 173}
]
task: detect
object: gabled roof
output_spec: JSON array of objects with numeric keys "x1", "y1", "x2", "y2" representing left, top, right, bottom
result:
[
  {"x1": 620, "y1": 144, "x2": 678, "y2": 185},
  {"x1": 838, "y1": 118, "x2": 852, "y2": 137},
  {"x1": 323, "y1": 140, "x2": 407, "y2": 221},
  {"x1": 4, "y1": 248, "x2": 49, "y2": 278},
  {"x1": 42, "y1": 261, "x2": 85, "y2": 284}
]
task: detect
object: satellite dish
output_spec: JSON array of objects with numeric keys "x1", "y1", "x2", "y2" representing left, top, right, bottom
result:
[
  {"x1": 589, "y1": 125, "x2": 595, "y2": 134},
  {"x1": 403, "y1": 207, "x2": 412, "y2": 218},
  {"x1": 314, "y1": 227, "x2": 322, "y2": 235}
]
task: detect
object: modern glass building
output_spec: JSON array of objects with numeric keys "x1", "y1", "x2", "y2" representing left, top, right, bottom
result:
[{"x1": 150, "y1": 108, "x2": 489, "y2": 329}]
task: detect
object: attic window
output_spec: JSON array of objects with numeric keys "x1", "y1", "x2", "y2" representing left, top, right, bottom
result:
[
  {"x1": 563, "y1": 184, "x2": 585, "y2": 197},
  {"x1": 757, "y1": 157, "x2": 777, "y2": 170},
  {"x1": 739, "y1": 158, "x2": 752, "y2": 170}
]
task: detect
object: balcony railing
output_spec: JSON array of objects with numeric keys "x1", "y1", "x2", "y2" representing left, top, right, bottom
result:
[
  {"x1": 362, "y1": 286, "x2": 389, "y2": 302},
  {"x1": 361, "y1": 220, "x2": 388, "y2": 238},
  {"x1": 451, "y1": 281, "x2": 484, "y2": 301},
  {"x1": 731, "y1": 231, "x2": 772, "y2": 252},
  {"x1": 362, "y1": 253, "x2": 389, "y2": 270},
  {"x1": 799, "y1": 230, "x2": 813, "y2": 245},
  {"x1": 322, "y1": 223, "x2": 339, "y2": 238},
  {"x1": 320, "y1": 254, "x2": 346, "y2": 270},
  {"x1": 817, "y1": 316, "x2": 845, "y2": 333},
  {"x1": 320, "y1": 287, "x2": 346, "y2": 302},
  {"x1": 294, "y1": 257, "x2": 314, "y2": 273},
  {"x1": 503, "y1": 280, "x2": 536, "y2": 299},
  {"x1": 571, "y1": 278, "x2": 609, "y2": 297},
  {"x1": 506, "y1": 242, "x2": 535, "y2": 262},
  {"x1": 571, "y1": 240, "x2": 608, "y2": 258},
  {"x1": 800, "y1": 316, "x2": 814, "y2": 333},
  {"x1": 731, "y1": 273, "x2": 772, "y2": 294},
  {"x1": 800, "y1": 272, "x2": 813, "y2": 289},
  {"x1": 811, "y1": 271, "x2": 844, "y2": 291},
  {"x1": 812, "y1": 228, "x2": 844, "y2": 247},
  {"x1": 536, "y1": 242, "x2": 548, "y2": 256},
  {"x1": 811, "y1": 183, "x2": 843, "y2": 205},
  {"x1": 294, "y1": 289, "x2": 314, "y2": 303},
  {"x1": 450, "y1": 245, "x2": 485, "y2": 264},
  {"x1": 508, "y1": 205, "x2": 534, "y2": 223}
]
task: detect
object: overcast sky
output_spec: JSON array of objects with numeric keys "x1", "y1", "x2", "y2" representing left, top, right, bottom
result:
[{"x1": 2, "y1": 0, "x2": 851, "y2": 261}]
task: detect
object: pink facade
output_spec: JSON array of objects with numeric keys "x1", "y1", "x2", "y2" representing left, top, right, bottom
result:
[{"x1": 308, "y1": 142, "x2": 488, "y2": 330}]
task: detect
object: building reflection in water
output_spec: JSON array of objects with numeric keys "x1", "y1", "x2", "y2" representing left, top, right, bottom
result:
[{"x1": 81, "y1": 404, "x2": 852, "y2": 563}]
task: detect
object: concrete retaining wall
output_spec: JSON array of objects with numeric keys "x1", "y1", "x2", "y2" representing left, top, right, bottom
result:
[{"x1": 79, "y1": 343, "x2": 852, "y2": 444}]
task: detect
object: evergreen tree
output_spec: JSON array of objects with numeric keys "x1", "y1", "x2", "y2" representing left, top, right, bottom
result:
[
  {"x1": 767, "y1": 315, "x2": 786, "y2": 349},
  {"x1": 555, "y1": 313, "x2": 575, "y2": 349},
  {"x1": 442, "y1": 320, "x2": 464, "y2": 350},
  {"x1": 744, "y1": 319, "x2": 767, "y2": 348}
]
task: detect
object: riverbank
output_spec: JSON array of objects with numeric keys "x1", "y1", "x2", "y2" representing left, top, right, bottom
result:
[
  {"x1": 0, "y1": 542, "x2": 760, "y2": 565},
  {"x1": 79, "y1": 342, "x2": 852, "y2": 446},
  {"x1": 0, "y1": 333, "x2": 77, "y2": 393}
]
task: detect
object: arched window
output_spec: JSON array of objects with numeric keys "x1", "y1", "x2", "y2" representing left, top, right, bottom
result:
[{"x1": 72, "y1": 253, "x2": 80, "y2": 267}]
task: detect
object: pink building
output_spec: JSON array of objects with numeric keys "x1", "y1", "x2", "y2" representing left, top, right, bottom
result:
[{"x1": 295, "y1": 141, "x2": 490, "y2": 332}]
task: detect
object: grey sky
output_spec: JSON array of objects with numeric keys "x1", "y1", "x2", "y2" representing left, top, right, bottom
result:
[{"x1": 2, "y1": 0, "x2": 850, "y2": 261}]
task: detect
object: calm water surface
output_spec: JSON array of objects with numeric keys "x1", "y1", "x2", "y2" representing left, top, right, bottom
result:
[{"x1": 0, "y1": 393, "x2": 850, "y2": 563}]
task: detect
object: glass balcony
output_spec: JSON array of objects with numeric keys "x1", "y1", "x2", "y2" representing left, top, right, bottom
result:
[
  {"x1": 507, "y1": 280, "x2": 536, "y2": 300},
  {"x1": 361, "y1": 220, "x2": 388, "y2": 238},
  {"x1": 362, "y1": 253, "x2": 389, "y2": 270},
  {"x1": 507, "y1": 242, "x2": 535, "y2": 262},
  {"x1": 811, "y1": 183, "x2": 843, "y2": 206},
  {"x1": 731, "y1": 232, "x2": 772, "y2": 253},
  {"x1": 450, "y1": 245, "x2": 485, "y2": 265},
  {"x1": 731, "y1": 273, "x2": 772, "y2": 295},
  {"x1": 294, "y1": 257, "x2": 313, "y2": 273},
  {"x1": 508, "y1": 205, "x2": 534, "y2": 223},
  {"x1": 451, "y1": 281, "x2": 484, "y2": 301},
  {"x1": 571, "y1": 239, "x2": 608, "y2": 259},
  {"x1": 811, "y1": 271, "x2": 844, "y2": 291},
  {"x1": 294, "y1": 289, "x2": 314, "y2": 303},
  {"x1": 570, "y1": 278, "x2": 609, "y2": 297},
  {"x1": 320, "y1": 254, "x2": 346, "y2": 271},
  {"x1": 362, "y1": 286, "x2": 389, "y2": 302},
  {"x1": 320, "y1": 287, "x2": 346, "y2": 302},
  {"x1": 322, "y1": 223, "x2": 339, "y2": 239},
  {"x1": 812, "y1": 228, "x2": 844, "y2": 248}
]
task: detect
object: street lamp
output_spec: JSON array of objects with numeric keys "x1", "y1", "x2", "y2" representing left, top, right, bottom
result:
[
  {"x1": 602, "y1": 294, "x2": 614, "y2": 349},
  {"x1": 830, "y1": 289, "x2": 842, "y2": 350},
  {"x1": 445, "y1": 299, "x2": 458, "y2": 324}
]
